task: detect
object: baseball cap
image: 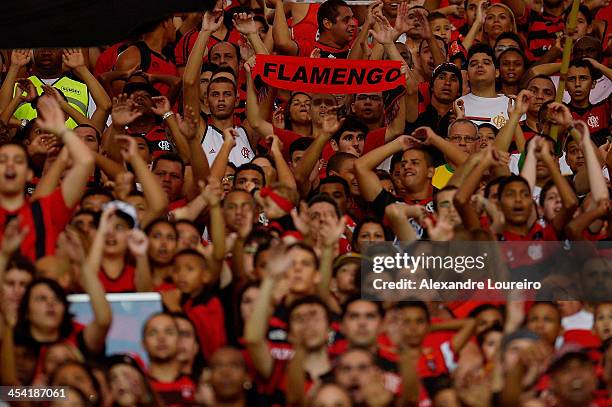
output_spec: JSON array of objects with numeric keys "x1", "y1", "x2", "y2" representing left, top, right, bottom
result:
[
  {"x1": 333, "y1": 252, "x2": 363, "y2": 272},
  {"x1": 430, "y1": 63, "x2": 463, "y2": 95},
  {"x1": 501, "y1": 328, "x2": 539, "y2": 352},
  {"x1": 106, "y1": 353, "x2": 147, "y2": 374},
  {"x1": 103, "y1": 200, "x2": 138, "y2": 229}
]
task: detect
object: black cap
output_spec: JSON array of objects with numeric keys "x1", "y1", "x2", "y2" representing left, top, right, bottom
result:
[
  {"x1": 430, "y1": 63, "x2": 463, "y2": 96},
  {"x1": 548, "y1": 342, "x2": 592, "y2": 373},
  {"x1": 106, "y1": 353, "x2": 146, "y2": 374}
]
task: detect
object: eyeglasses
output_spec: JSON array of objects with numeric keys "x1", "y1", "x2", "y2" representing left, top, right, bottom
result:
[{"x1": 449, "y1": 135, "x2": 479, "y2": 143}]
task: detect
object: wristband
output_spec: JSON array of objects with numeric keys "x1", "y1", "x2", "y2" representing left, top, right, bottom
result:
[{"x1": 162, "y1": 111, "x2": 174, "y2": 121}]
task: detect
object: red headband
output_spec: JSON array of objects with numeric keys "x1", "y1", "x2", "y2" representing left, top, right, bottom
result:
[{"x1": 260, "y1": 187, "x2": 294, "y2": 212}]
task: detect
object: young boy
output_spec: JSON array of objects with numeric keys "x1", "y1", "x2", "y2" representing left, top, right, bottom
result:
[{"x1": 172, "y1": 249, "x2": 226, "y2": 360}]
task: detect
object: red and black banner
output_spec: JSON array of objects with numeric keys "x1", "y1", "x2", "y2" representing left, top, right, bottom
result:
[{"x1": 252, "y1": 54, "x2": 405, "y2": 94}]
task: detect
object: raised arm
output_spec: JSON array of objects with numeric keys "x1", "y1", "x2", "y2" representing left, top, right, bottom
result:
[
  {"x1": 422, "y1": 127, "x2": 469, "y2": 168},
  {"x1": 210, "y1": 128, "x2": 237, "y2": 181},
  {"x1": 116, "y1": 135, "x2": 168, "y2": 227},
  {"x1": 244, "y1": 244, "x2": 291, "y2": 379},
  {"x1": 234, "y1": 12, "x2": 270, "y2": 55},
  {"x1": 536, "y1": 137, "x2": 578, "y2": 233},
  {"x1": 81, "y1": 207, "x2": 114, "y2": 354},
  {"x1": 268, "y1": 134, "x2": 297, "y2": 190},
  {"x1": 385, "y1": 203, "x2": 422, "y2": 241},
  {"x1": 31, "y1": 148, "x2": 70, "y2": 201},
  {"x1": 272, "y1": 0, "x2": 299, "y2": 56},
  {"x1": 0, "y1": 49, "x2": 31, "y2": 112},
  {"x1": 454, "y1": 146, "x2": 498, "y2": 230},
  {"x1": 181, "y1": 105, "x2": 211, "y2": 186},
  {"x1": 576, "y1": 119, "x2": 609, "y2": 203},
  {"x1": 244, "y1": 59, "x2": 274, "y2": 137},
  {"x1": 201, "y1": 179, "x2": 225, "y2": 277},
  {"x1": 584, "y1": 57, "x2": 612, "y2": 81},
  {"x1": 63, "y1": 48, "x2": 112, "y2": 131},
  {"x1": 1, "y1": 78, "x2": 36, "y2": 126},
  {"x1": 127, "y1": 229, "x2": 153, "y2": 291},
  {"x1": 495, "y1": 90, "x2": 531, "y2": 153},
  {"x1": 462, "y1": 0, "x2": 486, "y2": 51},
  {"x1": 150, "y1": 96, "x2": 191, "y2": 164},
  {"x1": 183, "y1": 5, "x2": 223, "y2": 130},
  {"x1": 316, "y1": 216, "x2": 346, "y2": 312},
  {"x1": 36, "y1": 96, "x2": 95, "y2": 207},
  {"x1": 501, "y1": 0, "x2": 526, "y2": 22},
  {"x1": 355, "y1": 135, "x2": 408, "y2": 202}
]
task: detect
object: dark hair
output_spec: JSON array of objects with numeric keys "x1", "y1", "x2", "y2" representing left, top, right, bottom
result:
[
  {"x1": 82, "y1": 187, "x2": 114, "y2": 203},
  {"x1": 391, "y1": 152, "x2": 404, "y2": 172},
  {"x1": 152, "y1": 153, "x2": 185, "y2": 175},
  {"x1": 403, "y1": 147, "x2": 435, "y2": 168},
  {"x1": 144, "y1": 218, "x2": 177, "y2": 237},
  {"x1": 523, "y1": 74, "x2": 556, "y2": 92},
  {"x1": 423, "y1": 375, "x2": 453, "y2": 400},
  {"x1": 234, "y1": 163, "x2": 266, "y2": 186},
  {"x1": 539, "y1": 179, "x2": 557, "y2": 207},
  {"x1": 433, "y1": 185, "x2": 458, "y2": 211},
  {"x1": 317, "y1": 0, "x2": 350, "y2": 31},
  {"x1": 7, "y1": 253, "x2": 37, "y2": 276},
  {"x1": 75, "y1": 123, "x2": 101, "y2": 144},
  {"x1": 341, "y1": 295, "x2": 385, "y2": 319},
  {"x1": 478, "y1": 122, "x2": 500, "y2": 136},
  {"x1": 427, "y1": 11, "x2": 448, "y2": 21},
  {"x1": 208, "y1": 74, "x2": 238, "y2": 94},
  {"x1": 331, "y1": 116, "x2": 369, "y2": 144},
  {"x1": 566, "y1": 4, "x2": 592, "y2": 25},
  {"x1": 484, "y1": 176, "x2": 504, "y2": 200},
  {"x1": 253, "y1": 14, "x2": 269, "y2": 32},
  {"x1": 308, "y1": 193, "x2": 342, "y2": 218},
  {"x1": 319, "y1": 175, "x2": 350, "y2": 197},
  {"x1": 286, "y1": 241, "x2": 320, "y2": 269},
  {"x1": 285, "y1": 93, "x2": 312, "y2": 131},
  {"x1": 467, "y1": 43, "x2": 496, "y2": 66},
  {"x1": 234, "y1": 280, "x2": 262, "y2": 340},
  {"x1": 568, "y1": 58, "x2": 596, "y2": 79},
  {"x1": 173, "y1": 248, "x2": 207, "y2": 265},
  {"x1": 528, "y1": 301, "x2": 561, "y2": 322},
  {"x1": 497, "y1": 174, "x2": 531, "y2": 199},
  {"x1": 287, "y1": 295, "x2": 330, "y2": 328},
  {"x1": 168, "y1": 312, "x2": 206, "y2": 382},
  {"x1": 468, "y1": 303, "x2": 505, "y2": 319},
  {"x1": 476, "y1": 321, "x2": 504, "y2": 347},
  {"x1": 289, "y1": 137, "x2": 314, "y2": 158},
  {"x1": 494, "y1": 32, "x2": 525, "y2": 52},
  {"x1": 201, "y1": 62, "x2": 219, "y2": 74},
  {"x1": 396, "y1": 300, "x2": 431, "y2": 322},
  {"x1": 16, "y1": 278, "x2": 74, "y2": 346},
  {"x1": 212, "y1": 65, "x2": 239, "y2": 82},
  {"x1": 352, "y1": 217, "x2": 392, "y2": 251},
  {"x1": 49, "y1": 361, "x2": 101, "y2": 407},
  {"x1": 327, "y1": 152, "x2": 357, "y2": 177}
]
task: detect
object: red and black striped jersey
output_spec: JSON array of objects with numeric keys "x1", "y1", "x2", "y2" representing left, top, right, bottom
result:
[{"x1": 517, "y1": 7, "x2": 565, "y2": 59}]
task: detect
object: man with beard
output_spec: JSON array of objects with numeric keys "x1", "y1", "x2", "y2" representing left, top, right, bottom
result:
[
  {"x1": 502, "y1": 0, "x2": 567, "y2": 58},
  {"x1": 142, "y1": 312, "x2": 196, "y2": 406}
]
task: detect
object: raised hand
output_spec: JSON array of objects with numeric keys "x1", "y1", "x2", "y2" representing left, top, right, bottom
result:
[
  {"x1": 423, "y1": 216, "x2": 454, "y2": 241},
  {"x1": 291, "y1": 201, "x2": 311, "y2": 239},
  {"x1": 415, "y1": 9, "x2": 432, "y2": 40},
  {"x1": 127, "y1": 229, "x2": 149, "y2": 257},
  {"x1": 396, "y1": 134, "x2": 423, "y2": 151},
  {"x1": 16, "y1": 79, "x2": 37, "y2": 102},
  {"x1": 233, "y1": 12, "x2": 258, "y2": 35},
  {"x1": 243, "y1": 56, "x2": 256, "y2": 73},
  {"x1": 513, "y1": 89, "x2": 533, "y2": 116},
  {"x1": 394, "y1": 1, "x2": 411, "y2": 34},
  {"x1": 177, "y1": 105, "x2": 198, "y2": 142},
  {"x1": 202, "y1": 0, "x2": 224, "y2": 33},
  {"x1": 62, "y1": 48, "x2": 86, "y2": 70},
  {"x1": 321, "y1": 108, "x2": 343, "y2": 136},
  {"x1": 369, "y1": 14, "x2": 398, "y2": 45},
  {"x1": 265, "y1": 239, "x2": 292, "y2": 280},
  {"x1": 573, "y1": 120, "x2": 591, "y2": 148},
  {"x1": 272, "y1": 106, "x2": 285, "y2": 129},
  {"x1": 98, "y1": 204, "x2": 117, "y2": 234},
  {"x1": 222, "y1": 127, "x2": 238, "y2": 148},
  {"x1": 309, "y1": 48, "x2": 321, "y2": 59},
  {"x1": 113, "y1": 171, "x2": 135, "y2": 200},
  {"x1": 411, "y1": 127, "x2": 437, "y2": 145},
  {"x1": 37, "y1": 96, "x2": 67, "y2": 135},
  {"x1": 10, "y1": 49, "x2": 32, "y2": 68},
  {"x1": 386, "y1": 202, "x2": 428, "y2": 222},
  {"x1": 266, "y1": 134, "x2": 283, "y2": 156},
  {"x1": 114, "y1": 135, "x2": 139, "y2": 162},
  {"x1": 546, "y1": 102, "x2": 573, "y2": 128},
  {"x1": 201, "y1": 177, "x2": 223, "y2": 208},
  {"x1": 112, "y1": 94, "x2": 142, "y2": 127},
  {"x1": 151, "y1": 96, "x2": 171, "y2": 116},
  {"x1": 1, "y1": 217, "x2": 28, "y2": 256},
  {"x1": 61, "y1": 226, "x2": 87, "y2": 265},
  {"x1": 534, "y1": 136, "x2": 554, "y2": 163},
  {"x1": 453, "y1": 99, "x2": 465, "y2": 119},
  {"x1": 319, "y1": 216, "x2": 347, "y2": 248},
  {"x1": 41, "y1": 84, "x2": 66, "y2": 106}
]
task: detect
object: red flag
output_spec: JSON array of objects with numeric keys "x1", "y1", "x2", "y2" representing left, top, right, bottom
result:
[{"x1": 252, "y1": 55, "x2": 404, "y2": 94}]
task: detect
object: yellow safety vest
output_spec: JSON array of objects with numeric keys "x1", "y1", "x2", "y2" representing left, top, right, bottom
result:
[{"x1": 13, "y1": 75, "x2": 90, "y2": 129}]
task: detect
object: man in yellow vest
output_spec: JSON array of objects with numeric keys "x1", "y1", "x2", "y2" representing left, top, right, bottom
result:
[{"x1": 13, "y1": 49, "x2": 94, "y2": 129}]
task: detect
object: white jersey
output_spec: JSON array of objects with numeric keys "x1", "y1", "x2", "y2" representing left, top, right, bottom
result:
[
  {"x1": 201, "y1": 125, "x2": 254, "y2": 167},
  {"x1": 458, "y1": 93, "x2": 525, "y2": 129}
]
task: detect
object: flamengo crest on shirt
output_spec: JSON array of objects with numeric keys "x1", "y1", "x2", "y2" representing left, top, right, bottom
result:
[{"x1": 252, "y1": 54, "x2": 405, "y2": 94}]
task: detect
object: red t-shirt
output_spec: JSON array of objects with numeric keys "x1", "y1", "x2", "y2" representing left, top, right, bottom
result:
[
  {"x1": 182, "y1": 291, "x2": 227, "y2": 360},
  {"x1": 149, "y1": 374, "x2": 195, "y2": 407},
  {"x1": 99, "y1": 264, "x2": 136, "y2": 293},
  {"x1": 0, "y1": 188, "x2": 75, "y2": 261},
  {"x1": 174, "y1": 28, "x2": 243, "y2": 68},
  {"x1": 288, "y1": 4, "x2": 320, "y2": 45},
  {"x1": 94, "y1": 42, "x2": 125, "y2": 77}
]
